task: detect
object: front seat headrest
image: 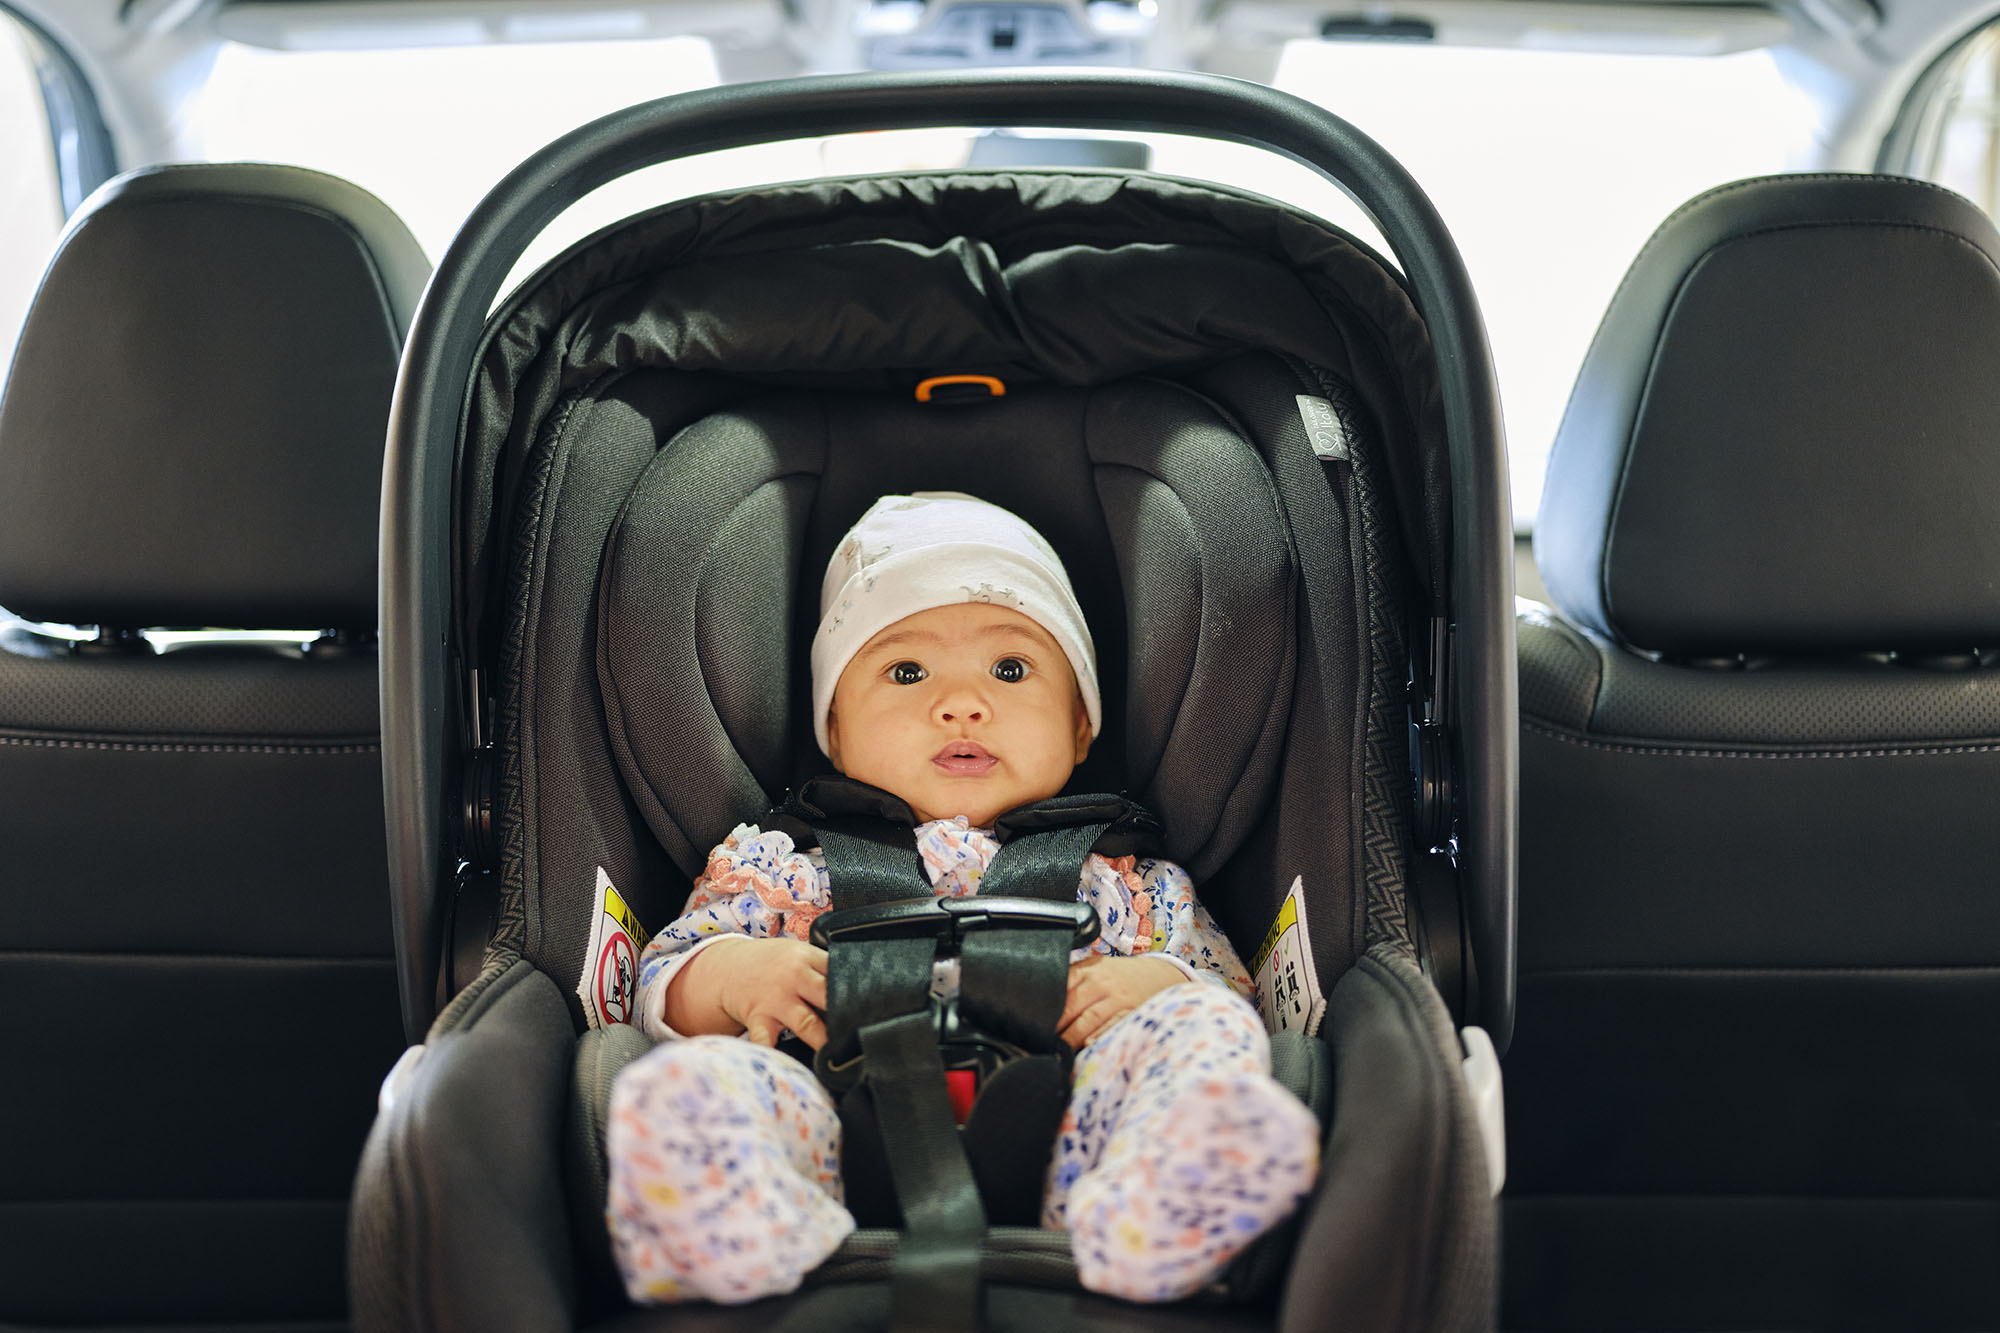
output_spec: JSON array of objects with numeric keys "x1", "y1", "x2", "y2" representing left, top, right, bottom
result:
[
  {"x1": 1535, "y1": 173, "x2": 2000, "y2": 656},
  {"x1": 0, "y1": 163, "x2": 430, "y2": 630}
]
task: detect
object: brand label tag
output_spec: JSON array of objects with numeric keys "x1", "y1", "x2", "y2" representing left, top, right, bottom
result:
[{"x1": 1296, "y1": 394, "x2": 1352, "y2": 462}]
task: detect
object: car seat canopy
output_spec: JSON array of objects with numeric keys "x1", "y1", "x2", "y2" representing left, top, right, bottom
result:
[{"x1": 463, "y1": 172, "x2": 1446, "y2": 592}]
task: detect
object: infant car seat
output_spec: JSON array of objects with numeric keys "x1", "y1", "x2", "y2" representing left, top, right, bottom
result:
[{"x1": 352, "y1": 70, "x2": 1515, "y2": 1333}]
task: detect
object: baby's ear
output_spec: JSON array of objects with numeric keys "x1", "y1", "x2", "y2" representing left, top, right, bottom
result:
[
  {"x1": 1072, "y1": 696, "x2": 1092, "y2": 764},
  {"x1": 826, "y1": 711, "x2": 844, "y2": 768}
]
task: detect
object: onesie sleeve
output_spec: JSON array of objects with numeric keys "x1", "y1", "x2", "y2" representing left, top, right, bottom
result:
[
  {"x1": 1083, "y1": 853, "x2": 1255, "y2": 999},
  {"x1": 633, "y1": 823, "x2": 830, "y2": 1039}
]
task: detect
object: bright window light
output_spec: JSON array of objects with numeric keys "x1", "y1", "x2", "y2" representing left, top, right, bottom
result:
[
  {"x1": 0, "y1": 15, "x2": 64, "y2": 384},
  {"x1": 199, "y1": 37, "x2": 735, "y2": 261},
  {"x1": 198, "y1": 37, "x2": 1818, "y2": 521},
  {"x1": 1271, "y1": 42, "x2": 1819, "y2": 522}
]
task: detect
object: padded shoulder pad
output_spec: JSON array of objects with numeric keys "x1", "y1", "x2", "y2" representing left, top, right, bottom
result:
[{"x1": 598, "y1": 392, "x2": 825, "y2": 871}]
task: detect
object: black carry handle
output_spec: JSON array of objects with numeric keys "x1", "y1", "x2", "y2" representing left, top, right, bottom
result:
[{"x1": 380, "y1": 69, "x2": 1516, "y2": 1051}]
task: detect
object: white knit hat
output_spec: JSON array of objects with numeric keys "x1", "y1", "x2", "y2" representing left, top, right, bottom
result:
[{"x1": 811, "y1": 492, "x2": 1101, "y2": 757}]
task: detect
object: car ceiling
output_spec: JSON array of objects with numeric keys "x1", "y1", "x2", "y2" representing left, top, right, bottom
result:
[{"x1": 13, "y1": 0, "x2": 2000, "y2": 175}]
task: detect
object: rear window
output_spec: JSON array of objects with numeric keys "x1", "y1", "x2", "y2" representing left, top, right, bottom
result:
[
  {"x1": 1902, "y1": 22, "x2": 2000, "y2": 220},
  {"x1": 0, "y1": 13, "x2": 64, "y2": 382},
  {"x1": 197, "y1": 35, "x2": 1816, "y2": 522}
]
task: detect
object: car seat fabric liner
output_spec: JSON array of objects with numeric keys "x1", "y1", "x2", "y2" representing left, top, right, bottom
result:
[
  {"x1": 470, "y1": 173, "x2": 1451, "y2": 1003},
  {"x1": 488, "y1": 170, "x2": 1466, "y2": 1313},
  {"x1": 351, "y1": 163, "x2": 1496, "y2": 1332}
]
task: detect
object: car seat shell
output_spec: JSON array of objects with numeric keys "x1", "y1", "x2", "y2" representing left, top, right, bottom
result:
[{"x1": 354, "y1": 70, "x2": 1512, "y2": 1333}]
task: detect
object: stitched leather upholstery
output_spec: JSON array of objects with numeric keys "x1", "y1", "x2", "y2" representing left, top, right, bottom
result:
[
  {"x1": 1508, "y1": 174, "x2": 2000, "y2": 1330},
  {"x1": 0, "y1": 163, "x2": 428, "y2": 629},
  {"x1": 0, "y1": 164, "x2": 426, "y2": 1329},
  {"x1": 1535, "y1": 173, "x2": 2000, "y2": 655}
]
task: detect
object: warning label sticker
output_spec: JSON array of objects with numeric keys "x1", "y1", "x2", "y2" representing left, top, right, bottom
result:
[
  {"x1": 1251, "y1": 876, "x2": 1327, "y2": 1037},
  {"x1": 578, "y1": 867, "x2": 651, "y2": 1031}
]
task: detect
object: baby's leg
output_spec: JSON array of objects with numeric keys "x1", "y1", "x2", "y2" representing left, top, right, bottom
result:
[
  {"x1": 1048, "y1": 983, "x2": 1320, "y2": 1302},
  {"x1": 606, "y1": 1035, "x2": 853, "y2": 1305}
]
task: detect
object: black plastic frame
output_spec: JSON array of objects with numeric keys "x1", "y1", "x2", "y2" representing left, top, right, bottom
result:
[{"x1": 380, "y1": 68, "x2": 1517, "y2": 1049}]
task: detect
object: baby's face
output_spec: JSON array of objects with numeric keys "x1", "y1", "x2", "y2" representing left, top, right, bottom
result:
[{"x1": 827, "y1": 602, "x2": 1092, "y2": 828}]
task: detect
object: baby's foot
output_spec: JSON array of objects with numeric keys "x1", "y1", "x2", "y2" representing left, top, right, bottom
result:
[
  {"x1": 1065, "y1": 1071, "x2": 1319, "y2": 1302},
  {"x1": 607, "y1": 1037, "x2": 855, "y2": 1304}
]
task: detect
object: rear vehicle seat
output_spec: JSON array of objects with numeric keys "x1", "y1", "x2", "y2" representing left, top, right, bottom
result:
[
  {"x1": 0, "y1": 164, "x2": 428, "y2": 1330},
  {"x1": 1506, "y1": 173, "x2": 2000, "y2": 1328}
]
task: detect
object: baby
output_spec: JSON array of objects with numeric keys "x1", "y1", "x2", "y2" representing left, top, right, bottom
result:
[{"x1": 606, "y1": 492, "x2": 1318, "y2": 1306}]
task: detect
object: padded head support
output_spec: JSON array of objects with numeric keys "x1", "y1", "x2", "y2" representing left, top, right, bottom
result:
[
  {"x1": 1535, "y1": 174, "x2": 2000, "y2": 655},
  {"x1": 596, "y1": 381, "x2": 1296, "y2": 881},
  {"x1": 0, "y1": 164, "x2": 430, "y2": 629}
]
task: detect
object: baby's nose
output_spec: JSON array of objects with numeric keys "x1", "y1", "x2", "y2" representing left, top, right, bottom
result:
[{"x1": 935, "y1": 687, "x2": 987, "y2": 723}]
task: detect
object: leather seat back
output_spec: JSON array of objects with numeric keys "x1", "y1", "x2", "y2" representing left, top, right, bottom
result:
[
  {"x1": 0, "y1": 164, "x2": 429, "y2": 1329},
  {"x1": 1509, "y1": 173, "x2": 2000, "y2": 1329}
]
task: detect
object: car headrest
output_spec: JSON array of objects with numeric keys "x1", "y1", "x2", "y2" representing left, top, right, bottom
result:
[
  {"x1": 1535, "y1": 173, "x2": 2000, "y2": 656},
  {"x1": 0, "y1": 163, "x2": 430, "y2": 630}
]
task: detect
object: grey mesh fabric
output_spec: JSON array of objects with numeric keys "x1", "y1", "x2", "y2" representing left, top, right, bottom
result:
[
  {"x1": 595, "y1": 383, "x2": 1294, "y2": 882},
  {"x1": 356, "y1": 167, "x2": 1498, "y2": 1331}
]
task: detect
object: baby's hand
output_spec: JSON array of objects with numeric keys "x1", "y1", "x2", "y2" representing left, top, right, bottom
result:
[
  {"x1": 1058, "y1": 954, "x2": 1188, "y2": 1049},
  {"x1": 664, "y1": 936, "x2": 829, "y2": 1049}
]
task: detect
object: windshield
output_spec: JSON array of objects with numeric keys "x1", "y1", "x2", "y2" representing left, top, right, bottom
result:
[{"x1": 197, "y1": 36, "x2": 1817, "y2": 521}]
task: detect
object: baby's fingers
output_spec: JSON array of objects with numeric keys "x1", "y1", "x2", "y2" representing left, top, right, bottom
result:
[
  {"x1": 1056, "y1": 964, "x2": 1120, "y2": 1024},
  {"x1": 1057, "y1": 976, "x2": 1100, "y2": 1033},
  {"x1": 742, "y1": 1015, "x2": 783, "y2": 1047},
  {"x1": 786, "y1": 1002, "x2": 829, "y2": 1051},
  {"x1": 1059, "y1": 997, "x2": 1130, "y2": 1050}
]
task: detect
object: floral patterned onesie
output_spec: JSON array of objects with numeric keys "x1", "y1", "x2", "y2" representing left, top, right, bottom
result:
[{"x1": 606, "y1": 818, "x2": 1320, "y2": 1305}]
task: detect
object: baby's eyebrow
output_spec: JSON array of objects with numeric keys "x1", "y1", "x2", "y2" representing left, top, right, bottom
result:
[
  {"x1": 859, "y1": 627, "x2": 941, "y2": 654},
  {"x1": 861, "y1": 623, "x2": 1047, "y2": 655}
]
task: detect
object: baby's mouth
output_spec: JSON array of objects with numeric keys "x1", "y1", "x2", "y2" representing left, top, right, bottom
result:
[{"x1": 932, "y1": 739, "x2": 998, "y2": 775}]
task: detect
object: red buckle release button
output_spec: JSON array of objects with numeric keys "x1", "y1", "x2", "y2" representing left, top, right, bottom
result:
[{"x1": 944, "y1": 1069, "x2": 978, "y2": 1125}]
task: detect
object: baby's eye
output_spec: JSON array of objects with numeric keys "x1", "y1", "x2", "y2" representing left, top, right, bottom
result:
[
  {"x1": 889, "y1": 661, "x2": 927, "y2": 685},
  {"x1": 991, "y1": 657, "x2": 1029, "y2": 683}
]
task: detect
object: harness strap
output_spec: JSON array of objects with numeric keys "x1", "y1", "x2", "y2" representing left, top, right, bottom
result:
[
  {"x1": 859, "y1": 1009, "x2": 988, "y2": 1330},
  {"x1": 789, "y1": 778, "x2": 1161, "y2": 1326},
  {"x1": 781, "y1": 776, "x2": 929, "y2": 909},
  {"x1": 957, "y1": 917, "x2": 1076, "y2": 1049},
  {"x1": 814, "y1": 819, "x2": 929, "y2": 908},
  {"x1": 976, "y1": 819, "x2": 1114, "y2": 902},
  {"x1": 820, "y1": 933, "x2": 936, "y2": 1076}
]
